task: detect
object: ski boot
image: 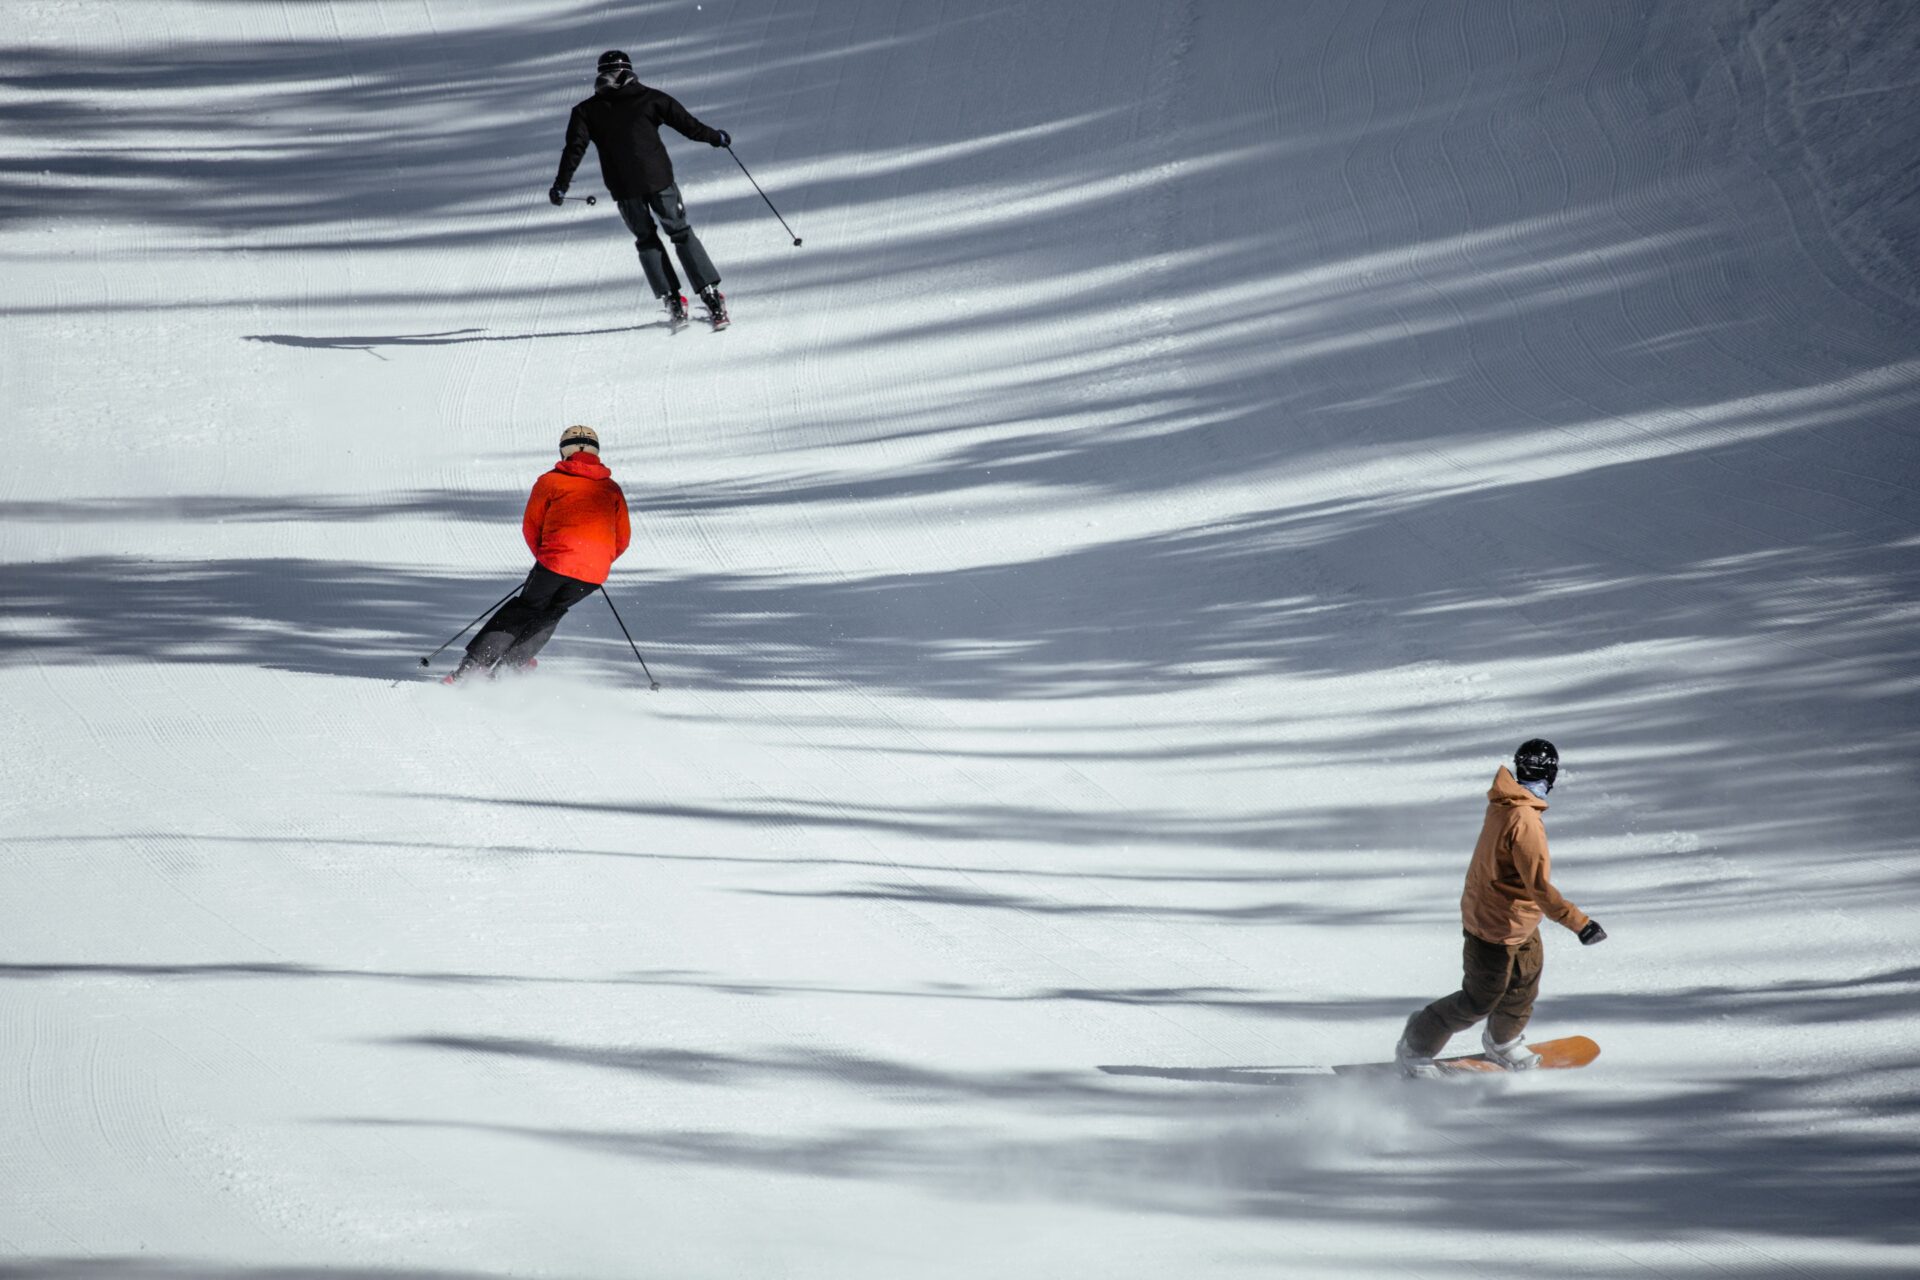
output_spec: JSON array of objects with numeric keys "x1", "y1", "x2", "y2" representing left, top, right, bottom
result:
[
  {"x1": 1481, "y1": 1028, "x2": 1542, "y2": 1070},
  {"x1": 440, "y1": 655, "x2": 491, "y2": 686},
  {"x1": 662, "y1": 291, "x2": 689, "y2": 328},
  {"x1": 699, "y1": 285, "x2": 730, "y2": 331}
]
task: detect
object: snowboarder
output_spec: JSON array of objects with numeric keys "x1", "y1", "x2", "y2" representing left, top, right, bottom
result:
[
  {"x1": 445, "y1": 426, "x2": 631, "y2": 684},
  {"x1": 549, "y1": 49, "x2": 733, "y2": 329},
  {"x1": 1394, "y1": 739, "x2": 1607, "y2": 1077}
]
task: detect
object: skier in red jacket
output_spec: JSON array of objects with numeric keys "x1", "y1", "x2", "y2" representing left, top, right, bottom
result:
[{"x1": 446, "y1": 425, "x2": 631, "y2": 683}]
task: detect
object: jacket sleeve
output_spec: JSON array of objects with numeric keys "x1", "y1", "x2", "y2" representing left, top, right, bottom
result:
[
  {"x1": 655, "y1": 92, "x2": 722, "y2": 145},
  {"x1": 553, "y1": 106, "x2": 591, "y2": 190},
  {"x1": 523, "y1": 476, "x2": 554, "y2": 556},
  {"x1": 612, "y1": 485, "x2": 631, "y2": 560},
  {"x1": 1511, "y1": 817, "x2": 1590, "y2": 933}
]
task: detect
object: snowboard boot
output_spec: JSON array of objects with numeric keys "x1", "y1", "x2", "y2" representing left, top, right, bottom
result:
[
  {"x1": 699, "y1": 285, "x2": 730, "y2": 330},
  {"x1": 1481, "y1": 1028, "x2": 1542, "y2": 1070},
  {"x1": 663, "y1": 292, "x2": 689, "y2": 326},
  {"x1": 1394, "y1": 1037, "x2": 1444, "y2": 1079}
]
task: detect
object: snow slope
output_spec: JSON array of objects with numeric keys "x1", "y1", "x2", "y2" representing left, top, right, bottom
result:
[{"x1": 3, "y1": 0, "x2": 1917, "y2": 1275}]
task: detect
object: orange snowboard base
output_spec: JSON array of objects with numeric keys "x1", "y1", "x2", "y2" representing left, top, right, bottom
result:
[
  {"x1": 1437, "y1": 1035, "x2": 1600, "y2": 1074},
  {"x1": 1334, "y1": 1035, "x2": 1600, "y2": 1076}
]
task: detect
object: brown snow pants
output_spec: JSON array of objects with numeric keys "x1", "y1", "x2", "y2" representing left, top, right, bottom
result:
[{"x1": 1402, "y1": 928, "x2": 1543, "y2": 1056}]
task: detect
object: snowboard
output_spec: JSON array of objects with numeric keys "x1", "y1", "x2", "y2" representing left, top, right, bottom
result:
[{"x1": 1333, "y1": 1035, "x2": 1599, "y2": 1077}]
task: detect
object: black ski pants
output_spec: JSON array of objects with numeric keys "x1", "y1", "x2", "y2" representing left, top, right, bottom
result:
[
  {"x1": 1402, "y1": 929, "x2": 1544, "y2": 1055},
  {"x1": 464, "y1": 565, "x2": 598, "y2": 672},
  {"x1": 618, "y1": 183, "x2": 720, "y2": 299}
]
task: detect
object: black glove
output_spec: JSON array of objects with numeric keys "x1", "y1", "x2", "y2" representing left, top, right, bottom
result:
[
  {"x1": 548, "y1": 185, "x2": 566, "y2": 207},
  {"x1": 1579, "y1": 920, "x2": 1607, "y2": 946},
  {"x1": 711, "y1": 129, "x2": 731, "y2": 148}
]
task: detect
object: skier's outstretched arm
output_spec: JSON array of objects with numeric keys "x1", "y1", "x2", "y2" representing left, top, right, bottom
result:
[
  {"x1": 613, "y1": 490, "x2": 632, "y2": 561},
  {"x1": 1512, "y1": 821, "x2": 1590, "y2": 935},
  {"x1": 657, "y1": 93, "x2": 728, "y2": 147},
  {"x1": 552, "y1": 107, "x2": 591, "y2": 194}
]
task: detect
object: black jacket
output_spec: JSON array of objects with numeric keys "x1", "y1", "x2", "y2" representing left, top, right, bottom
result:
[{"x1": 554, "y1": 79, "x2": 722, "y2": 200}]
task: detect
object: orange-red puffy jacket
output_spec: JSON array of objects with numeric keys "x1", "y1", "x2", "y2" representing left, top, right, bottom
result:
[{"x1": 522, "y1": 452, "x2": 630, "y2": 585}]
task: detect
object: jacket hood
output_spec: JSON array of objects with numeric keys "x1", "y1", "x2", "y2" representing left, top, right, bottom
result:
[
  {"x1": 594, "y1": 70, "x2": 642, "y2": 97},
  {"x1": 1487, "y1": 765, "x2": 1548, "y2": 811},
  {"x1": 555, "y1": 452, "x2": 612, "y2": 480}
]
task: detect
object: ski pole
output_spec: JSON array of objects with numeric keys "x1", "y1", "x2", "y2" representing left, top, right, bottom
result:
[
  {"x1": 599, "y1": 586, "x2": 662, "y2": 691},
  {"x1": 726, "y1": 146, "x2": 803, "y2": 246},
  {"x1": 562, "y1": 194, "x2": 598, "y2": 206},
  {"x1": 416, "y1": 582, "x2": 522, "y2": 669}
]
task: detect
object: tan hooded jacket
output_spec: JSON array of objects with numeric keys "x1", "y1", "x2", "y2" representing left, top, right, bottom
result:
[{"x1": 1461, "y1": 766, "x2": 1591, "y2": 945}]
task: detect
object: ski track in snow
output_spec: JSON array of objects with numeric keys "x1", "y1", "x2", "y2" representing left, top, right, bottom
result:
[{"x1": 3, "y1": 0, "x2": 1918, "y2": 1276}]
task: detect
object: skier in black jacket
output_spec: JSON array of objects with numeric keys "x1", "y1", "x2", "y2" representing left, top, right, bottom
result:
[{"x1": 550, "y1": 50, "x2": 732, "y2": 328}]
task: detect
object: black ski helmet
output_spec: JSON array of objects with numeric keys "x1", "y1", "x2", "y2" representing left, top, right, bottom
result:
[
  {"x1": 1513, "y1": 738, "x2": 1559, "y2": 789},
  {"x1": 597, "y1": 50, "x2": 632, "y2": 73}
]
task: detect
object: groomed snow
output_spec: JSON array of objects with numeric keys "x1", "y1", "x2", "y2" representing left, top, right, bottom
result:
[{"x1": 3, "y1": 1, "x2": 1917, "y2": 1276}]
